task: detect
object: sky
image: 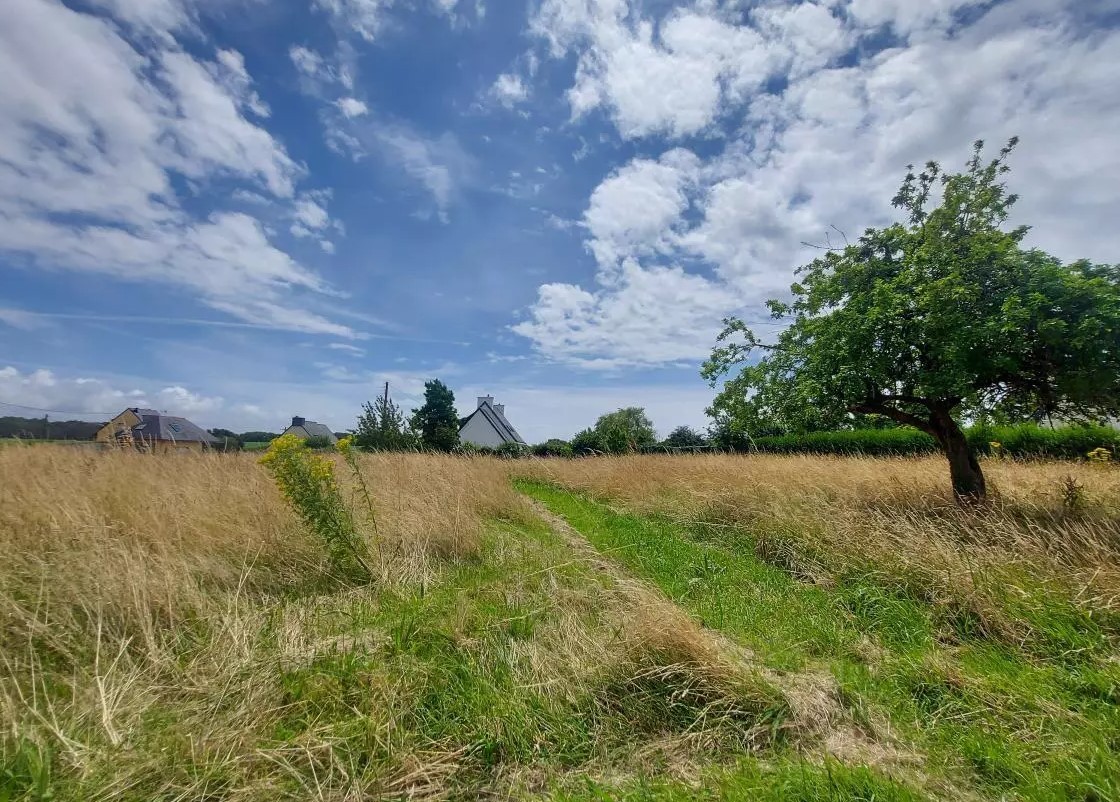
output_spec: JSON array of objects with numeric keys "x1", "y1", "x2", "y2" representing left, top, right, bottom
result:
[{"x1": 1, "y1": 0, "x2": 1118, "y2": 441}]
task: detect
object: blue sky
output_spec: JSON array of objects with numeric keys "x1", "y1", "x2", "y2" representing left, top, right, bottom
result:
[{"x1": 1, "y1": 0, "x2": 1118, "y2": 440}]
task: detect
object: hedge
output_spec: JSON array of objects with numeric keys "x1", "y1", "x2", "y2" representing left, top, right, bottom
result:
[{"x1": 749, "y1": 424, "x2": 1120, "y2": 460}]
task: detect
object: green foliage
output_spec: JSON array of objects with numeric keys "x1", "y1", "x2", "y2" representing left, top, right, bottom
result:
[
  {"x1": 533, "y1": 438, "x2": 574, "y2": 457},
  {"x1": 571, "y1": 428, "x2": 604, "y2": 455},
  {"x1": 661, "y1": 425, "x2": 708, "y2": 450},
  {"x1": 0, "y1": 415, "x2": 102, "y2": 441},
  {"x1": 238, "y1": 430, "x2": 279, "y2": 443},
  {"x1": 259, "y1": 434, "x2": 371, "y2": 581},
  {"x1": 748, "y1": 424, "x2": 1120, "y2": 458},
  {"x1": 302, "y1": 434, "x2": 335, "y2": 450},
  {"x1": 585, "y1": 408, "x2": 657, "y2": 454},
  {"x1": 411, "y1": 379, "x2": 460, "y2": 452},
  {"x1": 208, "y1": 428, "x2": 242, "y2": 451},
  {"x1": 494, "y1": 441, "x2": 527, "y2": 459},
  {"x1": 704, "y1": 139, "x2": 1120, "y2": 501},
  {"x1": 353, "y1": 392, "x2": 416, "y2": 452}
]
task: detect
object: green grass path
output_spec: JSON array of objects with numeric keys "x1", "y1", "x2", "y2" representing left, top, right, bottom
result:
[{"x1": 518, "y1": 480, "x2": 1120, "y2": 802}]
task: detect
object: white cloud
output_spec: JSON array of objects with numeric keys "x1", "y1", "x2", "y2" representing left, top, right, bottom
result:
[
  {"x1": 512, "y1": 260, "x2": 739, "y2": 369},
  {"x1": 531, "y1": 1, "x2": 836, "y2": 138},
  {"x1": 294, "y1": 196, "x2": 331, "y2": 230},
  {"x1": 0, "y1": 366, "x2": 221, "y2": 418},
  {"x1": 328, "y1": 342, "x2": 365, "y2": 356},
  {"x1": 584, "y1": 148, "x2": 699, "y2": 270},
  {"x1": 314, "y1": 0, "x2": 395, "y2": 41},
  {"x1": 313, "y1": 0, "x2": 468, "y2": 41},
  {"x1": 0, "y1": 0, "x2": 351, "y2": 337},
  {"x1": 336, "y1": 96, "x2": 370, "y2": 117},
  {"x1": 516, "y1": 0, "x2": 1120, "y2": 369},
  {"x1": 490, "y1": 73, "x2": 529, "y2": 108}
]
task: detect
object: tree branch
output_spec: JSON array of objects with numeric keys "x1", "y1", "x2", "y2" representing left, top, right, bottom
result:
[{"x1": 851, "y1": 402, "x2": 935, "y2": 436}]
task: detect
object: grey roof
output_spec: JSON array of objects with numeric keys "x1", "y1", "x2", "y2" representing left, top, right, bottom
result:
[
  {"x1": 460, "y1": 400, "x2": 525, "y2": 445},
  {"x1": 283, "y1": 421, "x2": 338, "y2": 443},
  {"x1": 131, "y1": 413, "x2": 219, "y2": 444}
]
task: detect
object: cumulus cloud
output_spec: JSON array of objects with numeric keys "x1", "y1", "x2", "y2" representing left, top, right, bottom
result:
[
  {"x1": 0, "y1": 0, "x2": 351, "y2": 337},
  {"x1": 515, "y1": 0, "x2": 1120, "y2": 369},
  {"x1": 0, "y1": 366, "x2": 222, "y2": 417}
]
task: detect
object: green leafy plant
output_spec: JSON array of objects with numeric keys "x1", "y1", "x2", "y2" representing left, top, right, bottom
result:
[
  {"x1": 302, "y1": 434, "x2": 335, "y2": 450},
  {"x1": 260, "y1": 434, "x2": 371, "y2": 581}
]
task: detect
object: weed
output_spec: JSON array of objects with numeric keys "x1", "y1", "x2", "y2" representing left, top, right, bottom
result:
[{"x1": 260, "y1": 433, "x2": 372, "y2": 581}]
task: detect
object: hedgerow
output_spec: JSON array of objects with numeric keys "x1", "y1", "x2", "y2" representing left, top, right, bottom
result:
[{"x1": 748, "y1": 424, "x2": 1119, "y2": 459}]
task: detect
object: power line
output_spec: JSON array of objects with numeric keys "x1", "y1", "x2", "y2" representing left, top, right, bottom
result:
[{"x1": 0, "y1": 399, "x2": 116, "y2": 417}]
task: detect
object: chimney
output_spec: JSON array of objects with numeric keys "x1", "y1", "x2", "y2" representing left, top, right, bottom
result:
[
  {"x1": 291, "y1": 416, "x2": 305, "y2": 428},
  {"x1": 494, "y1": 404, "x2": 505, "y2": 416},
  {"x1": 477, "y1": 395, "x2": 494, "y2": 410}
]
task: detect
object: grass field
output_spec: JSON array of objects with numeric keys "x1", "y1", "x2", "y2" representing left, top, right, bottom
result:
[{"x1": 2, "y1": 448, "x2": 1118, "y2": 800}]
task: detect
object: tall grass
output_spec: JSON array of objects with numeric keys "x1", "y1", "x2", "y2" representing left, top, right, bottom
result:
[
  {"x1": 522, "y1": 454, "x2": 1120, "y2": 656},
  {"x1": 3, "y1": 447, "x2": 1117, "y2": 799}
]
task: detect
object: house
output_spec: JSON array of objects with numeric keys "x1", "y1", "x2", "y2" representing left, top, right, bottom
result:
[
  {"x1": 459, "y1": 395, "x2": 526, "y2": 448},
  {"x1": 282, "y1": 416, "x2": 338, "y2": 444},
  {"x1": 95, "y1": 408, "x2": 219, "y2": 453}
]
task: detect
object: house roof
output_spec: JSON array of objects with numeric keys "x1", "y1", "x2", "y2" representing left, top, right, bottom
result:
[
  {"x1": 131, "y1": 412, "x2": 219, "y2": 444},
  {"x1": 283, "y1": 421, "x2": 338, "y2": 442},
  {"x1": 460, "y1": 400, "x2": 525, "y2": 445}
]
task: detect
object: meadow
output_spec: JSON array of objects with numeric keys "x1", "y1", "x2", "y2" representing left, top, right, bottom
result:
[{"x1": 2, "y1": 446, "x2": 1118, "y2": 800}]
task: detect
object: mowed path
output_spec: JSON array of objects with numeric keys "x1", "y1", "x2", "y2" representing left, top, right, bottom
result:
[{"x1": 520, "y1": 484, "x2": 950, "y2": 800}]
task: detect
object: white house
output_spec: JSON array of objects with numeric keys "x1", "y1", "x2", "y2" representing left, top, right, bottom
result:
[{"x1": 459, "y1": 395, "x2": 526, "y2": 448}]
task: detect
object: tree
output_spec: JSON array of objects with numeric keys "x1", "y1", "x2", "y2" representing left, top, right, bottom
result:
[
  {"x1": 208, "y1": 428, "x2": 242, "y2": 451},
  {"x1": 703, "y1": 139, "x2": 1120, "y2": 503},
  {"x1": 592, "y1": 407, "x2": 657, "y2": 454},
  {"x1": 239, "y1": 431, "x2": 280, "y2": 444},
  {"x1": 662, "y1": 425, "x2": 708, "y2": 451},
  {"x1": 411, "y1": 379, "x2": 460, "y2": 452},
  {"x1": 570, "y1": 428, "x2": 604, "y2": 455},
  {"x1": 353, "y1": 387, "x2": 416, "y2": 451}
]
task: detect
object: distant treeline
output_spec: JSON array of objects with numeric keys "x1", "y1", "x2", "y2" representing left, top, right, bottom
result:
[
  {"x1": 746, "y1": 424, "x2": 1120, "y2": 459},
  {"x1": 0, "y1": 416, "x2": 104, "y2": 440}
]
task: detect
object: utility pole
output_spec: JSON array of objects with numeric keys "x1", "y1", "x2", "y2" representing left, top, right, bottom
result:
[
  {"x1": 383, "y1": 381, "x2": 389, "y2": 407},
  {"x1": 43, "y1": 414, "x2": 49, "y2": 441}
]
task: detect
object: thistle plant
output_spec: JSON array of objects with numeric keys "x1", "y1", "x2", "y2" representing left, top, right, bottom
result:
[{"x1": 260, "y1": 434, "x2": 371, "y2": 581}]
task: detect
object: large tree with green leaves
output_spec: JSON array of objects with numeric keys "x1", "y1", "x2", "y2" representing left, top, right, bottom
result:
[
  {"x1": 662, "y1": 425, "x2": 708, "y2": 450},
  {"x1": 411, "y1": 379, "x2": 460, "y2": 452},
  {"x1": 703, "y1": 140, "x2": 1120, "y2": 503},
  {"x1": 591, "y1": 407, "x2": 658, "y2": 454}
]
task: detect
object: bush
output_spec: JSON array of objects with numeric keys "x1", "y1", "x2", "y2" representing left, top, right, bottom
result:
[
  {"x1": 533, "y1": 439, "x2": 573, "y2": 458},
  {"x1": 749, "y1": 424, "x2": 1120, "y2": 459},
  {"x1": 303, "y1": 435, "x2": 335, "y2": 450},
  {"x1": 495, "y1": 442, "x2": 528, "y2": 459}
]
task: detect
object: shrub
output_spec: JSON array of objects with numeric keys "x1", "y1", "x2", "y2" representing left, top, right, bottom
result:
[
  {"x1": 495, "y1": 441, "x2": 528, "y2": 459},
  {"x1": 259, "y1": 434, "x2": 371, "y2": 581},
  {"x1": 533, "y1": 438, "x2": 574, "y2": 458},
  {"x1": 303, "y1": 434, "x2": 335, "y2": 450}
]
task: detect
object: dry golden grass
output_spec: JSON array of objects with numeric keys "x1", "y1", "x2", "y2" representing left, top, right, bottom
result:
[
  {"x1": 0, "y1": 447, "x2": 534, "y2": 799},
  {"x1": 4, "y1": 446, "x2": 1117, "y2": 800}
]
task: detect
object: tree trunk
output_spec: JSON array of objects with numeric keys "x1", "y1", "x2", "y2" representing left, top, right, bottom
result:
[{"x1": 930, "y1": 411, "x2": 986, "y2": 504}]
